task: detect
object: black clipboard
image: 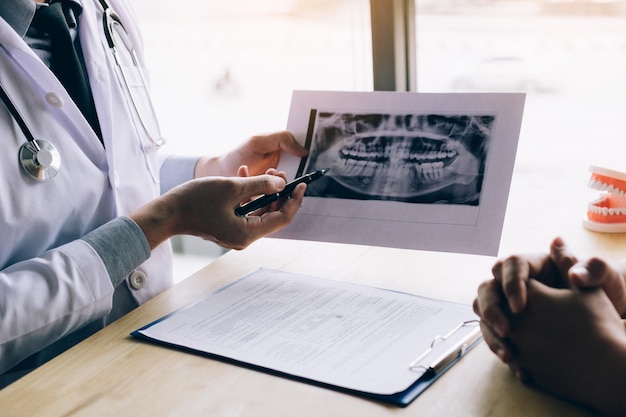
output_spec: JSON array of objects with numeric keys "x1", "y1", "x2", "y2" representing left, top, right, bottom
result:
[{"x1": 131, "y1": 269, "x2": 482, "y2": 407}]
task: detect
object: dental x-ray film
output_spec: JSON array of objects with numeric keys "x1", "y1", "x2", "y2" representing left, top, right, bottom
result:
[{"x1": 273, "y1": 91, "x2": 525, "y2": 256}]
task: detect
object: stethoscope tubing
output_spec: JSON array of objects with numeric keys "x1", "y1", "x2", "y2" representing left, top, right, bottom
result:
[
  {"x1": 0, "y1": 0, "x2": 165, "y2": 181},
  {"x1": 0, "y1": 83, "x2": 39, "y2": 149},
  {"x1": 101, "y1": 2, "x2": 165, "y2": 148}
]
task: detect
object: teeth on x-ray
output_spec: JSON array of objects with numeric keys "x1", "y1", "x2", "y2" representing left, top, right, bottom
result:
[{"x1": 305, "y1": 112, "x2": 493, "y2": 204}]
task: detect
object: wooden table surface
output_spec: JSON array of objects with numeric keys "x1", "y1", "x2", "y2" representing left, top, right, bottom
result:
[
  {"x1": 0, "y1": 231, "x2": 619, "y2": 416},
  {"x1": 1, "y1": 139, "x2": 621, "y2": 416}
]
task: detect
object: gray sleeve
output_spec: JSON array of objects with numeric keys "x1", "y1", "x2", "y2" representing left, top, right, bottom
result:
[
  {"x1": 81, "y1": 217, "x2": 150, "y2": 288},
  {"x1": 83, "y1": 155, "x2": 199, "y2": 286},
  {"x1": 160, "y1": 155, "x2": 199, "y2": 194}
]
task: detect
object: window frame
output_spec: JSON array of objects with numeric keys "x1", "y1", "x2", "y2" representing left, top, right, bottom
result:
[{"x1": 370, "y1": 0, "x2": 416, "y2": 91}]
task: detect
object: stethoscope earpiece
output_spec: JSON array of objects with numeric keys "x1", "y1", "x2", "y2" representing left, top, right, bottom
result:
[{"x1": 19, "y1": 139, "x2": 61, "y2": 181}]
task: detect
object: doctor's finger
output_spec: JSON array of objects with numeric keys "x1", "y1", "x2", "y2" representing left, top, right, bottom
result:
[
  {"x1": 237, "y1": 165, "x2": 250, "y2": 177},
  {"x1": 265, "y1": 168, "x2": 287, "y2": 181},
  {"x1": 263, "y1": 168, "x2": 287, "y2": 183},
  {"x1": 277, "y1": 131, "x2": 308, "y2": 157},
  {"x1": 236, "y1": 175, "x2": 286, "y2": 202},
  {"x1": 242, "y1": 183, "x2": 306, "y2": 233}
]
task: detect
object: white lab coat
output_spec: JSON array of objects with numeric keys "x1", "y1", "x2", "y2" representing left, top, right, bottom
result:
[{"x1": 0, "y1": 0, "x2": 173, "y2": 374}]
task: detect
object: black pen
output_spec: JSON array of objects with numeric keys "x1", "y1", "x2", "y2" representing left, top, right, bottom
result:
[{"x1": 235, "y1": 168, "x2": 329, "y2": 217}]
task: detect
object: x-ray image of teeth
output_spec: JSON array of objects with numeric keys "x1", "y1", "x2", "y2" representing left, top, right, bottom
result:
[{"x1": 302, "y1": 112, "x2": 494, "y2": 205}]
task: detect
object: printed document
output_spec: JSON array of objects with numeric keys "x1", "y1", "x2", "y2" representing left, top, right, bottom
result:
[{"x1": 133, "y1": 268, "x2": 479, "y2": 396}]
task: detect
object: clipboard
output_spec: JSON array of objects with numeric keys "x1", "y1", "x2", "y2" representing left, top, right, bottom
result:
[
  {"x1": 131, "y1": 268, "x2": 482, "y2": 407},
  {"x1": 313, "y1": 320, "x2": 482, "y2": 406},
  {"x1": 395, "y1": 320, "x2": 482, "y2": 405}
]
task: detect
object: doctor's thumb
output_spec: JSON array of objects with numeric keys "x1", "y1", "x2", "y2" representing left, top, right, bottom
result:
[{"x1": 239, "y1": 174, "x2": 286, "y2": 199}]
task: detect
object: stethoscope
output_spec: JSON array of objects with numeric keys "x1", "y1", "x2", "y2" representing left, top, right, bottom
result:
[{"x1": 0, "y1": 0, "x2": 165, "y2": 181}]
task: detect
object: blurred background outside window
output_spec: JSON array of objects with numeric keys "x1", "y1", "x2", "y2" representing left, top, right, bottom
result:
[
  {"x1": 134, "y1": 0, "x2": 372, "y2": 157},
  {"x1": 131, "y1": 0, "x2": 626, "y2": 279},
  {"x1": 132, "y1": 0, "x2": 373, "y2": 279},
  {"x1": 416, "y1": 0, "x2": 626, "y2": 254}
]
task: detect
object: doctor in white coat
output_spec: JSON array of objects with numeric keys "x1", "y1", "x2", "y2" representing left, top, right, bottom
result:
[{"x1": 0, "y1": 0, "x2": 308, "y2": 387}]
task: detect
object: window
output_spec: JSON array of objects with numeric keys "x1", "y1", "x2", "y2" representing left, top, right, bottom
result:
[
  {"x1": 131, "y1": 0, "x2": 373, "y2": 271},
  {"x1": 415, "y1": 0, "x2": 626, "y2": 250},
  {"x1": 132, "y1": 0, "x2": 626, "y2": 268},
  {"x1": 134, "y1": 0, "x2": 373, "y2": 157}
]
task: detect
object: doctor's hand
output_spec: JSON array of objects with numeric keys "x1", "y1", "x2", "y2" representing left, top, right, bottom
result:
[
  {"x1": 129, "y1": 174, "x2": 306, "y2": 250},
  {"x1": 506, "y1": 280, "x2": 626, "y2": 417},
  {"x1": 473, "y1": 237, "x2": 626, "y2": 365},
  {"x1": 194, "y1": 131, "x2": 308, "y2": 178}
]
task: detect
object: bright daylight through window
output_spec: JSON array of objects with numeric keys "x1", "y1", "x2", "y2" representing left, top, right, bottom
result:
[
  {"x1": 132, "y1": 0, "x2": 626, "y2": 270},
  {"x1": 132, "y1": 0, "x2": 372, "y2": 274},
  {"x1": 134, "y1": 0, "x2": 372, "y2": 157},
  {"x1": 416, "y1": 0, "x2": 626, "y2": 177}
]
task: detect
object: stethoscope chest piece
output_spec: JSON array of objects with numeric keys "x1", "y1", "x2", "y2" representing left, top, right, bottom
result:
[{"x1": 19, "y1": 139, "x2": 61, "y2": 181}]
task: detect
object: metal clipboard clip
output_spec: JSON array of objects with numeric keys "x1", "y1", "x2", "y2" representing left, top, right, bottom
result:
[{"x1": 408, "y1": 320, "x2": 481, "y2": 375}]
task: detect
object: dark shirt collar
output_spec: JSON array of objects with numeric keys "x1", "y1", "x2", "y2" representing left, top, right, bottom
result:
[
  {"x1": 0, "y1": 0, "x2": 37, "y2": 38},
  {"x1": 0, "y1": 0, "x2": 83, "y2": 38}
]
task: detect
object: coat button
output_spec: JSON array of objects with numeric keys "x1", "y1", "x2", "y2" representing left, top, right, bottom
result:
[
  {"x1": 129, "y1": 271, "x2": 147, "y2": 290},
  {"x1": 45, "y1": 92, "x2": 63, "y2": 108}
]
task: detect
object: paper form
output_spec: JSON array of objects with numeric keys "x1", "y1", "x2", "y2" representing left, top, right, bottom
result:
[{"x1": 134, "y1": 268, "x2": 479, "y2": 395}]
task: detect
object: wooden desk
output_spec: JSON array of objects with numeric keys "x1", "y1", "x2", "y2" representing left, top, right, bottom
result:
[
  {"x1": 1, "y1": 157, "x2": 623, "y2": 416},
  {"x1": 0, "y1": 235, "x2": 620, "y2": 416}
]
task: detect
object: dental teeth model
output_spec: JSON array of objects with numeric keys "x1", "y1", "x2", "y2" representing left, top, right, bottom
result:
[{"x1": 583, "y1": 165, "x2": 626, "y2": 233}]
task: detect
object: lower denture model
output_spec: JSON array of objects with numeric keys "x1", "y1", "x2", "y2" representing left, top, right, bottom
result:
[{"x1": 583, "y1": 165, "x2": 626, "y2": 233}]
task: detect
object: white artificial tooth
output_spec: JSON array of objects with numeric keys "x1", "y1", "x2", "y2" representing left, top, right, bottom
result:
[
  {"x1": 609, "y1": 208, "x2": 616, "y2": 215},
  {"x1": 607, "y1": 185, "x2": 615, "y2": 193},
  {"x1": 602, "y1": 207, "x2": 609, "y2": 215}
]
